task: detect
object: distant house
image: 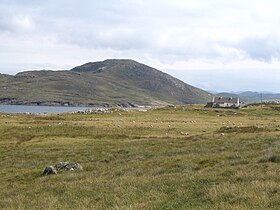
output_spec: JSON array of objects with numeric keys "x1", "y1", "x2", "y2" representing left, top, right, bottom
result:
[{"x1": 206, "y1": 96, "x2": 240, "y2": 108}]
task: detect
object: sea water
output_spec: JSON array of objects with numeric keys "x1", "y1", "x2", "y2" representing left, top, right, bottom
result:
[{"x1": 0, "y1": 105, "x2": 89, "y2": 114}]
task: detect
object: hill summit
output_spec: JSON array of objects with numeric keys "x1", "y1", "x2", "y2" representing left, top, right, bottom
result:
[{"x1": 0, "y1": 59, "x2": 211, "y2": 106}]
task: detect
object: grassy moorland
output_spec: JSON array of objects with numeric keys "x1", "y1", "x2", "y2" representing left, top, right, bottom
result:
[{"x1": 1, "y1": 104, "x2": 280, "y2": 209}]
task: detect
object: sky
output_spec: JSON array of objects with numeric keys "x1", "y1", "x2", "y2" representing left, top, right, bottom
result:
[{"x1": 1, "y1": 0, "x2": 280, "y2": 92}]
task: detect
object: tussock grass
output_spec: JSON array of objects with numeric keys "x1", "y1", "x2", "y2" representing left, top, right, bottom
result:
[
  {"x1": 257, "y1": 149, "x2": 280, "y2": 163},
  {"x1": 217, "y1": 125, "x2": 266, "y2": 133},
  {"x1": 1, "y1": 105, "x2": 280, "y2": 209}
]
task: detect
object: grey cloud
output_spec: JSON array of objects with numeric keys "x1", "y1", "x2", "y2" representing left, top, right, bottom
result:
[
  {"x1": 235, "y1": 36, "x2": 280, "y2": 62},
  {"x1": 170, "y1": 68, "x2": 280, "y2": 92},
  {"x1": 0, "y1": 0, "x2": 243, "y2": 62},
  {"x1": 2, "y1": 0, "x2": 280, "y2": 92},
  {"x1": 0, "y1": 14, "x2": 11, "y2": 32},
  {"x1": 0, "y1": 2, "x2": 39, "y2": 33},
  {"x1": 62, "y1": 27, "x2": 155, "y2": 51},
  {"x1": 1, "y1": 0, "x2": 280, "y2": 68}
]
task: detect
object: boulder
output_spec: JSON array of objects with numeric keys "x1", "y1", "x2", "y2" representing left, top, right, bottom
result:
[
  {"x1": 54, "y1": 162, "x2": 83, "y2": 171},
  {"x1": 42, "y1": 162, "x2": 83, "y2": 176}
]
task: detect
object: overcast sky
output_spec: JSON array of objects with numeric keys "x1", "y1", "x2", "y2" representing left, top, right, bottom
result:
[{"x1": 1, "y1": 0, "x2": 280, "y2": 92}]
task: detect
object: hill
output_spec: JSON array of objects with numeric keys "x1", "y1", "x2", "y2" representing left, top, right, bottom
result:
[
  {"x1": 216, "y1": 91, "x2": 280, "y2": 104},
  {"x1": 0, "y1": 59, "x2": 211, "y2": 106}
]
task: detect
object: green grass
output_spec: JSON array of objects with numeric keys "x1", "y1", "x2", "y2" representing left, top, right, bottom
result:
[{"x1": 1, "y1": 104, "x2": 280, "y2": 209}]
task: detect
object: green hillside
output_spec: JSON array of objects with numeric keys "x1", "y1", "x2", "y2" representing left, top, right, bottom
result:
[{"x1": 0, "y1": 59, "x2": 211, "y2": 106}]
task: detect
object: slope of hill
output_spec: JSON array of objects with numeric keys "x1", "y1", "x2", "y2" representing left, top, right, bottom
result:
[
  {"x1": 0, "y1": 59, "x2": 211, "y2": 106},
  {"x1": 216, "y1": 91, "x2": 280, "y2": 103}
]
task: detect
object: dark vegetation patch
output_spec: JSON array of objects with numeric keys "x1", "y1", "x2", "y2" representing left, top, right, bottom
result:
[
  {"x1": 182, "y1": 135, "x2": 209, "y2": 141},
  {"x1": 16, "y1": 135, "x2": 35, "y2": 144},
  {"x1": 217, "y1": 126, "x2": 265, "y2": 133},
  {"x1": 257, "y1": 152, "x2": 280, "y2": 163},
  {"x1": 34, "y1": 115, "x2": 66, "y2": 121},
  {"x1": 269, "y1": 105, "x2": 280, "y2": 111},
  {"x1": 213, "y1": 109, "x2": 240, "y2": 115}
]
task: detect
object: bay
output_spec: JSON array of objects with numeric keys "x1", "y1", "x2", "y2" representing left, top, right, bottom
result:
[{"x1": 0, "y1": 105, "x2": 89, "y2": 114}]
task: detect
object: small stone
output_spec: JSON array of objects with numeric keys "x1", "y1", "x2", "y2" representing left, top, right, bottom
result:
[
  {"x1": 42, "y1": 166, "x2": 57, "y2": 176},
  {"x1": 71, "y1": 163, "x2": 83, "y2": 171}
]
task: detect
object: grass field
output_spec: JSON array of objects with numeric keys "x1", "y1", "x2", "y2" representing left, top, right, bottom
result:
[{"x1": 1, "y1": 104, "x2": 280, "y2": 209}]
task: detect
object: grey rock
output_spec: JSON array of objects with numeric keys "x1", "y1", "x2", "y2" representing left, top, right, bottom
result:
[
  {"x1": 42, "y1": 166, "x2": 57, "y2": 176},
  {"x1": 42, "y1": 162, "x2": 83, "y2": 176},
  {"x1": 54, "y1": 162, "x2": 69, "y2": 170},
  {"x1": 54, "y1": 162, "x2": 83, "y2": 171}
]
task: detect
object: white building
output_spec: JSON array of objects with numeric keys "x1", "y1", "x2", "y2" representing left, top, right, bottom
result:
[{"x1": 206, "y1": 97, "x2": 240, "y2": 108}]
